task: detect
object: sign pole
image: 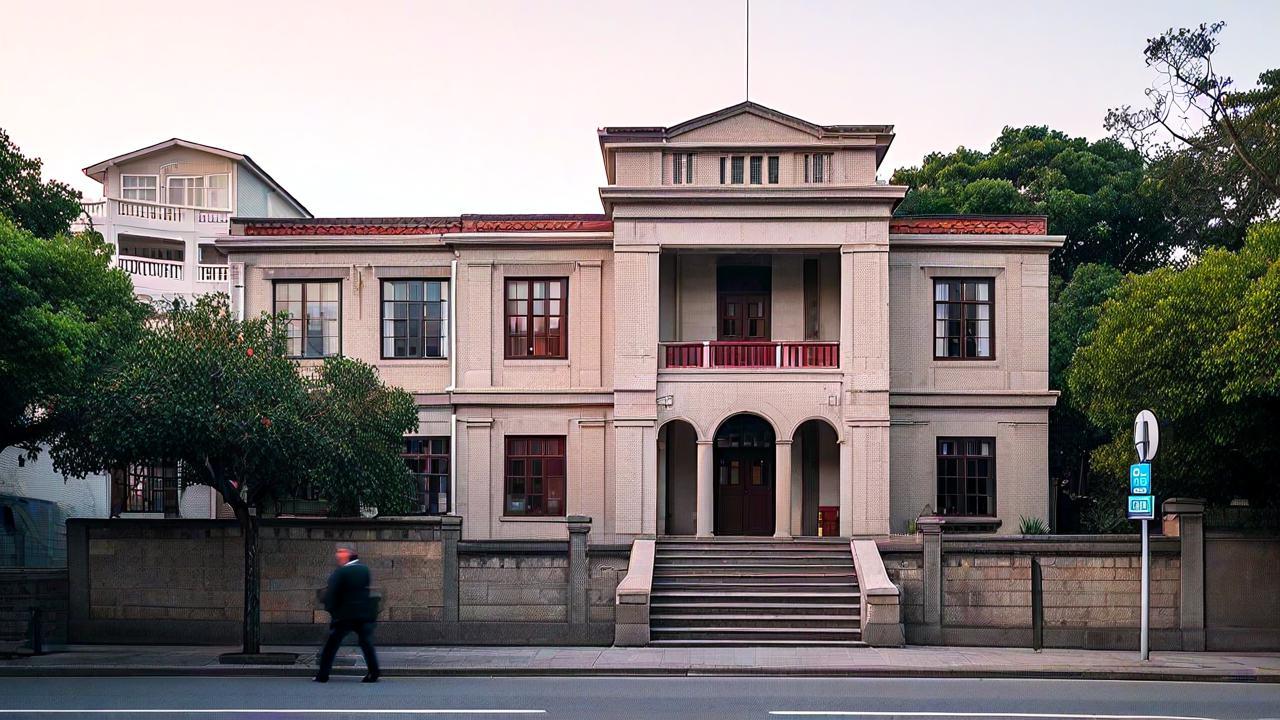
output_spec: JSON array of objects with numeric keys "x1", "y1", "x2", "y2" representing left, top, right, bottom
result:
[
  {"x1": 1140, "y1": 516, "x2": 1149, "y2": 660},
  {"x1": 1128, "y1": 411, "x2": 1158, "y2": 661}
]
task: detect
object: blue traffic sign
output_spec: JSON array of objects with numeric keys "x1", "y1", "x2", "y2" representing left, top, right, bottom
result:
[
  {"x1": 1127, "y1": 494, "x2": 1155, "y2": 520},
  {"x1": 1129, "y1": 463, "x2": 1152, "y2": 495}
]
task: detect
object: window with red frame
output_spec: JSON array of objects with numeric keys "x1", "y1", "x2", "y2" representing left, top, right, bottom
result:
[
  {"x1": 504, "y1": 436, "x2": 566, "y2": 516},
  {"x1": 505, "y1": 278, "x2": 566, "y2": 359}
]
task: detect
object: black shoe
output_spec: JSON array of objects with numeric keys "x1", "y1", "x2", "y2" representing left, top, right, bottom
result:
[
  {"x1": 361, "y1": 674, "x2": 379, "y2": 683},
  {"x1": 312, "y1": 676, "x2": 328, "y2": 683}
]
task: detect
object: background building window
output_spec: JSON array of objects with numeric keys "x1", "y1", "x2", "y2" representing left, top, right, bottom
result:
[
  {"x1": 730, "y1": 156, "x2": 745, "y2": 184},
  {"x1": 382, "y1": 280, "x2": 448, "y2": 358},
  {"x1": 505, "y1": 278, "x2": 567, "y2": 359},
  {"x1": 403, "y1": 437, "x2": 450, "y2": 514},
  {"x1": 672, "y1": 153, "x2": 694, "y2": 184},
  {"x1": 936, "y1": 437, "x2": 995, "y2": 516},
  {"x1": 750, "y1": 155, "x2": 763, "y2": 184},
  {"x1": 934, "y1": 278, "x2": 993, "y2": 359},
  {"x1": 504, "y1": 436, "x2": 566, "y2": 516},
  {"x1": 113, "y1": 463, "x2": 179, "y2": 515},
  {"x1": 274, "y1": 281, "x2": 340, "y2": 358},
  {"x1": 804, "y1": 153, "x2": 832, "y2": 183},
  {"x1": 166, "y1": 174, "x2": 229, "y2": 209},
  {"x1": 719, "y1": 157, "x2": 726, "y2": 184},
  {"x1": 121, "y1": 174, "x2": 158, "y2": 202},
  {"x1": 767, "y1": 155, "x2": 780, "y2": 184}
]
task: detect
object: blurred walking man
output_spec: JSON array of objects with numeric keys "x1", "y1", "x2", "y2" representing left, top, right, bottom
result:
[{"x1": 313, "y1": 546, "x2": 380, "y2": 683}]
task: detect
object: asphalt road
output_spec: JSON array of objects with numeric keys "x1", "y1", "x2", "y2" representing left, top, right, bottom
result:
[{"x1": 0, "y1": 676, "x2": 1277, "y2": 719}]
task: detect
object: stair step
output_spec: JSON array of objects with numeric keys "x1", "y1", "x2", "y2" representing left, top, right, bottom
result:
[
  {"x1": 652, "y1": 591, "x2": 860, "y2": 601},
  {"x1": 654, "y1": 563, "x2": 852, "y2": 572},
  {"x1": 651, "y1": 627, "x2": 862, "y2": 641},
  {"x1": 649, "y1": 602, "x2": 859, "y2": 614},
  {"x1": 650, "y1": 614, "x2": 860, "y2": 628},
  {"x1": 648, "y1": 638, "x2": 868, "y2": 648}
]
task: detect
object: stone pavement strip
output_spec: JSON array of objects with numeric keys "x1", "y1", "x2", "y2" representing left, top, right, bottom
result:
[{"x1": 1, "y1": 644, "x2": 1278, "y2": 682}]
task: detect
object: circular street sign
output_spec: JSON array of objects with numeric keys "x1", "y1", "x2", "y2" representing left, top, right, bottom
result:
[{"x1": 1134, "y1": 410, "x2": 1159, "y2": 462}]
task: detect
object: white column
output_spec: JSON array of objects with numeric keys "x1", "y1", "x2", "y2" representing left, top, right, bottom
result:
[
  {"x1": 774, "y1": 440, "x2": 793, "y2": 538},
  {"x1": 696, "y1": 440, "x2": 714, "y2": 537},
  {"x1": 839, "y1": 436, "x2": 854, "y2": 537}
]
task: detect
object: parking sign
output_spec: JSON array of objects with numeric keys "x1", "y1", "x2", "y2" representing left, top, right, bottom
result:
[
  {"x1": 1127, "y1": 495, "x2": 1155, "y2": 520},
  {"x1": 1129, "y1": 463, "x2": 1151, "y2": 495}
]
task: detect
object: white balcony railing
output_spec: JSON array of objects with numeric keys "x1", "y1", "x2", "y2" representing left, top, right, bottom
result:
[
  {"x1": 660, "y1": 341, "x2": 840, "y2": 369},
  {"x1": 117, "y1": 256, "x2": 184, "y2": 281},
  {"x1": 197, "y1": 264, "x2": 229, "y2": 283},
  {"x1": 82, "y1": 198, "x2": 231, "y2": 226}
]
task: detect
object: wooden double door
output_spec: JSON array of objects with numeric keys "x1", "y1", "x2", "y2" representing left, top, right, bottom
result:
[{"x1": 714, "y1": 415, "x2": 775, "y2": 536}]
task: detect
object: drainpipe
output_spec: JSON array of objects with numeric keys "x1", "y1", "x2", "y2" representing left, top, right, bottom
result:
[{"x1": 447, "y1": 254, "x2": 458, "y2": 514}]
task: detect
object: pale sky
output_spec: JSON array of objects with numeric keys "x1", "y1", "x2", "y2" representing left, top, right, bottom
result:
[{"x1": 3, "y1": 0, "x2": 1277, "y2": 217}]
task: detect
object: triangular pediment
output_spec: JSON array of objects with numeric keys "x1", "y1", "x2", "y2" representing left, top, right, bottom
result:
[{"x1": 667, "y1": 102, "x2": 823, "y2": 143}]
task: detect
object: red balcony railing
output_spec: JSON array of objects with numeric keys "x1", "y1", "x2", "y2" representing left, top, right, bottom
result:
[{"x1": 661, "y1": 341, "x2": 839, "y2": 369}]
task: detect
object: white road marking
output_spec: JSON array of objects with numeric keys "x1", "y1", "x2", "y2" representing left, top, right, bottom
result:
[
  {"x1": 0, "y1": 711, "x2": 545, "y2": 715},
  {"x1": 768, "y1": 707, "x2": 1218, "y2": 712},
  {"x1": 769, "y1": 714, "x2": 1220, "y2": 720}
]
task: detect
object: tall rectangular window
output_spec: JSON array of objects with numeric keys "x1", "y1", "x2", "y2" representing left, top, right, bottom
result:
[
  {"x1": 381, "y1": 280, "x2": 448, "y2": 358},
  {"x1": 767, "y1": 156, "x2": 780, "y2": 184},
  {"x1": 730, "y1": 156, "x2": 745, "y2": 184},
  {"x1": 504, "y1": 436, "x2": 566, "y2": 517},
  {"x1": 934, "y1": 278, "x2": 994, "y2": 359},
  {"x1": 121, "y1": 174, "x2": 158, "y2": 202},
  {"x1": 274, "y1": 281, "x2": 340, "y2": 358},
  {"x1": 804, "y1": 153, "x2": 832, "y2": 183},
  {"x1": 403, "y1": 437, "x2": 450, "y2": 514},
  {"x1": 671, "y1": 153, "x2": 693, "y2": 184},
  {"x1": 749, "y1": 155, "x2": 763, "y2": 184},
  {"x1": 937, "y1": 437, "x2": 995, "y2": 516},
  {"x1": 719, "y1": 157, "x2": 726, "y2": 184},
  {"x1": 505, "y1": 278, "x2": 567, "y2": 359}
]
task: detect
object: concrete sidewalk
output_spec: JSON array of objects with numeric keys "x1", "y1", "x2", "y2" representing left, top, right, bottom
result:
[{"x1": 2, "y1": 644, "x2": 1279, "y2": 682}]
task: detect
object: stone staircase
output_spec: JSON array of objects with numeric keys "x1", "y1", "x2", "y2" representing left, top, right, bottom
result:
[{"x1": 648, "y1": 537, "x2": 863, "y2": 646}]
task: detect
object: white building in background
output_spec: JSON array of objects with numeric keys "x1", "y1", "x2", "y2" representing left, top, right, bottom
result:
[{"x1": 1, "y1": 140, "x2": 312, "y2": 565}]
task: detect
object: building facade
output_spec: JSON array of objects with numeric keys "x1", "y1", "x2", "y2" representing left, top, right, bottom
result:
[
  {"x1": 2, "y1": 140, "x2": 315, "y2": 562},
  {"x1": 220, "y1": 102, "x2": 1061, "y2": 541}
]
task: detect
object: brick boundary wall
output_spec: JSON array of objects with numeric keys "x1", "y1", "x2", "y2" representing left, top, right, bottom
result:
[
  {"x1": 67, "y1": 516, "x2": 626, "y2": 646},
  {"x1": 0, "y1": 569, "x2": 68, "y2": 646}
]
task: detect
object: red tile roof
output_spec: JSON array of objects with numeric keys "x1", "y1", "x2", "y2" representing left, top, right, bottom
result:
[
  {"x1": 237, "y1": 214, "x2": 612, "y2": 237},
  {"x1": 889, "y1": 215, "x2": 1049, "y2": 236}
]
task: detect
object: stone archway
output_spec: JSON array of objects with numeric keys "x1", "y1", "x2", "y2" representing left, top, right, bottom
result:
[
  {"x1": 657, "y1": 419, "x2": 699, "y2": 536},
  {"x1": 712, "y1": 413, "x2": 776, "y2": 536}
]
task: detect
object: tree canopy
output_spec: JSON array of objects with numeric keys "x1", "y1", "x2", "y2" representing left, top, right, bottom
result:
[
  {"x1": 1068, "y1": 223, "x2": 1280, "y2": 526},
  {"x1": 0, "y1": 216, "x2": 149, "y2": 454},
  {"x1": 1106, "y1": 22, "x2": 1279, "y2": 253},
  {"x1": 0, "y1": 129, "x2": 84, "y2": 239},
  {"x1": 891, "y1": 126, "x2": 1176, "y2": 276},
  {"x1": 51, "y1": 294, "x2": 419, "y2": 653}
]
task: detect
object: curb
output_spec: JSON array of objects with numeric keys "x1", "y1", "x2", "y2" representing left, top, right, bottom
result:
[{"x1": 0, "y1": 666, "x2": 1275, "y2": 683}]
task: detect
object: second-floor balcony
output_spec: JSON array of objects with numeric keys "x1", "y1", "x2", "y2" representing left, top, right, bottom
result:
[
  {"x1": 79, "y1": 198, "x2": 231, "y2": 231},
  {"x1": 661, "y1": 340, "x2": 839, "y2": 369}
]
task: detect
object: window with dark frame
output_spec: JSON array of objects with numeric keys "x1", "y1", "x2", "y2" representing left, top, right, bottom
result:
[
  {"x1": 274, "y1": 281, "x2": 340, "y2": 358},
  {"x1": 505, "y1": 278, "x2": 567, "y2": 359},
  {"x1": 730, "y1": 156, "x2": 745, "y2": 184},
  {"x1": 719, "y1": 157, "x2": 726, "y2": 184},
  {"x1": 115, "y1": 462, "x2": 180, "y2": 515},
  {"x1": 504, "y1": 436, "x2": 566, "y2": 517},
  {"x1": 381, "y1": 280, "x2": 448, "y2": 359},
  {"x1": 804, "y1": 153, "x2": 831, "y2": 183},
  {"x1": 403, "y1": 437, "x2": 450, "y2": 515},
  {"x1": 767, "y1": 155, "x2": 779, "y2": 184},
  {"x1": 934, "y1": 278, "x2": 993, "y2": 359},
  {"x1": 672, "y1": 153, "x2": 696, "y2": 184},
  {"x1": 936, "y1": 437, "x2": 995, "y2": 517},
  {"x1": 749, "y1": 155, "x2": 763, "y2": 184}
]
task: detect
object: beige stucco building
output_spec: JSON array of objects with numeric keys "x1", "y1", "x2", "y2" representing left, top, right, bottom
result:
[{"x1": 219, "y1": 102, "x2": 1061, "y2": 541}]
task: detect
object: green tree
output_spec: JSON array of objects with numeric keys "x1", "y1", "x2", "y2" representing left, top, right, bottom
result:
[
  {"x1": 1106, "y1": 23, "x2": 1279, "y2": 253},
  {"x1": 0, "y1": 216, "x2": 148, "y2": 453},
  {"x1": 0, "y1": 129, "x2": 84, "y2": 239},
  {"x1": 1068, "y1": 223, "x2": 1280, "y2": 528},
  {"x1": 51, "y1": 294, "x2": 418, "y2": 655},
  {"x1": 1048, "y1": 263, "x2": 1123, "y2": 526},
  {"x1": 892, "y1": 126, "x2": 1176, "y2": 276}
]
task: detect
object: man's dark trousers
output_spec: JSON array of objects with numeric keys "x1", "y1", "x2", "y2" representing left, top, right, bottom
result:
[{"x1": 315, "y1": 619, "x2": 379, "y2": 680}]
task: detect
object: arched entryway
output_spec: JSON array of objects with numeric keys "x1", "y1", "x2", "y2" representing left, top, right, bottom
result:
[
  {"x1": 714, "y1": 414, "x2": 775, "y2": 536},
  {"x1": 658, "y1": 419, "x2": 699, "y2": 535},
  {"x1": 791, "y1": 419, "x2": 841, "y2": 537}
]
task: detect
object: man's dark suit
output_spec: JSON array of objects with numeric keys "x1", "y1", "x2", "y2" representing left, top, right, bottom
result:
[{"x1": 315, "y1": 560, "x2": 379, "y2": 681}]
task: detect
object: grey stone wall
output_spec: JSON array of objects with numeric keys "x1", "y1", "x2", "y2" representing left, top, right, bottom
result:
[
  {"x1": 0, "y1": 569, "x2": 67, "y2": 645},
  {"x1": 67, "y1": 517, "x2": 625, "y2": 646},
  {"x1": 881, "y1": 534, "x2": 1187, "y2": 650}
]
